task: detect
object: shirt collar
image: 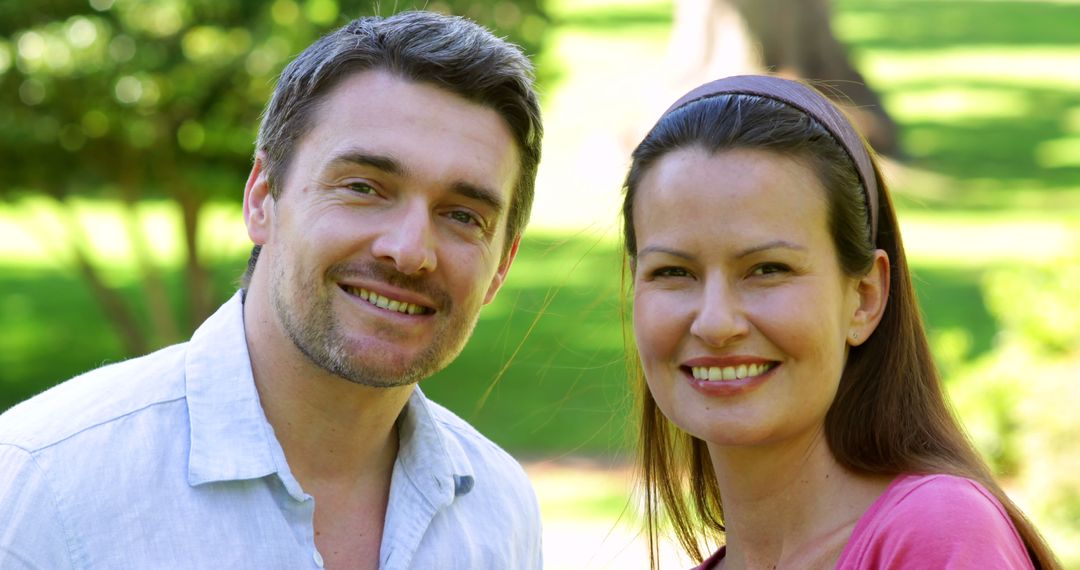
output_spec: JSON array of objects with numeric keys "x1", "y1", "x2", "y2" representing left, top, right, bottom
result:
[
  {"x1": 185, "y1": 291, "x2": 280, "y2": 486},
  {"x1": 395, "y1": 387, "x2": 477, "y2": 506}
]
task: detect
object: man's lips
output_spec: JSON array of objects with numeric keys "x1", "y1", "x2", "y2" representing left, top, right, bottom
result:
[{"x1": 338, "y1": 284, "x2": 435, "y2": 315}]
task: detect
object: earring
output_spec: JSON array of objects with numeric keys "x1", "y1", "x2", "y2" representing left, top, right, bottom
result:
[{"x1": 851, "y1": 331, "x2": 859, "y2": 341}]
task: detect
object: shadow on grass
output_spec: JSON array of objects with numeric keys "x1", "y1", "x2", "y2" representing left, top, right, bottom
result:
[
  {"x1": 890, "y1": 81, "x2": 1080, "y2": 206},
  {"x1": 910, "y1": 263, "x2": 1000, "y2": 366},
  {"x1": 840, "y1": 1, "x2": 1080, "y2": 210}
]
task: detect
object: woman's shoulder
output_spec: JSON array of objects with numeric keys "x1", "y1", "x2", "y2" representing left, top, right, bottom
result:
[
  {"x1": 836, "y1": 473, "x2": 1034, "y2": 569},
  {"x1": 883, "y1": 473, "x2": 1010, "y2": 517}
]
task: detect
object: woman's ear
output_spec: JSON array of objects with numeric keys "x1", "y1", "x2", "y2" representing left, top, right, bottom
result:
[
  {"x1": 848, "y1": 250, "x2": 890, "y2": 346},
  {"x1": 244, "y1": 153, "x2": 274, "y2": 245}
]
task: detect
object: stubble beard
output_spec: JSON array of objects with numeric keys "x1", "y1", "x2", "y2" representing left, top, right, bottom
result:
[{"x1": 270, "y1": 260, "x2": 478, "y2": 388}]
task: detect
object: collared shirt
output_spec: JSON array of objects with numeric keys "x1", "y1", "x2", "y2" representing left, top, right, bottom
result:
[{"x1": 0, "y1": 292, "x2": 542, "y2": 569}]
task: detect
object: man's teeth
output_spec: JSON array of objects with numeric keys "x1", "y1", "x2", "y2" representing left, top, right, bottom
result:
[
  {"x1": 346, "y1": 286, "x2": 426, "y2": 315},
  {"x1": 691, "y1": 363, "x2": 774, "y2": 381}
]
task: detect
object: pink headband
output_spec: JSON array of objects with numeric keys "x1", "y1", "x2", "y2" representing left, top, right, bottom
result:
[{"x1": 665, "y1": 75, "x2": 880, "y2": 242}]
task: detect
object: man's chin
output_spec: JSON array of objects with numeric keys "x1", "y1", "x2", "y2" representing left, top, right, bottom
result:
[{"x1": 326, "y1": 353, "x2": 449, "y2": 389}]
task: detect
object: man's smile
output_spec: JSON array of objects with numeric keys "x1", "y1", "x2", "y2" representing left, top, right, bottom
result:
[{"x1": 339, "y1": 284, "x2": 435, "y2": 315}]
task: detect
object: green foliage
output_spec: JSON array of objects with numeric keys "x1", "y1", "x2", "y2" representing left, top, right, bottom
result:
[
  {"x1": 983, "y1": 258, "x2": 1080, "y2": 355},
  {"x1": 945, "y1": 256, "x2": 1080, "y2": 566},
  {"x1": 0, "y1": 0, "x2": 549, "y2": 202}
]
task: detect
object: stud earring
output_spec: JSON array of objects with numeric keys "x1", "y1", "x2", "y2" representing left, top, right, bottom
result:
[{"x1": 851, "y1": 332, "x2": 859, "y2": 341}]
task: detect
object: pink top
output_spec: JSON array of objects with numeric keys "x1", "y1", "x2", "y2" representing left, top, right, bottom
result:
[{"x1": 694, "y1": 473, "x2": 1034, "y2": 569}]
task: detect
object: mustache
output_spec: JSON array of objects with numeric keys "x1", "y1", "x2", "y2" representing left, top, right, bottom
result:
[{"x1": 329, "y1": 261, "x2": 452, "y2": 310}]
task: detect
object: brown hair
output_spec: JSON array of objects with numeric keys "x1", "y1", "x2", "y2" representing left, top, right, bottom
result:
[
  {"x1": 622, "y1": 82, "x2": 1059, "y2": 569},
  {"x1": 241, "y1": 10, "x2": 542, "y2": 287}
]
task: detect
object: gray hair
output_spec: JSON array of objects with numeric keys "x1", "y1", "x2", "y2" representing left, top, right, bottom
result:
[{"x1": 242, "y1": 10, "x2": 542, "y2": 287}]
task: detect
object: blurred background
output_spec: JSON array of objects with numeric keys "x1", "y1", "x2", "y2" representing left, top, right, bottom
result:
[{"x1": 1, "y1": 0, "x2": 1078, "y2": 567}]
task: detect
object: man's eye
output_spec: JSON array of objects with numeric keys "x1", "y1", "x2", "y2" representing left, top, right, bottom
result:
[
  {"x1": 347, "y1": 182, "x2": 377, "y2": 195},
  {"x1": 448, "y1": 210, "x2": 480, "y2": 226}
]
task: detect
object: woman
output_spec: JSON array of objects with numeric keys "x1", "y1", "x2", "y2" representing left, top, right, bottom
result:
[{"x1": 622, "y1": 75, "x2": 1059, "y2": 569}]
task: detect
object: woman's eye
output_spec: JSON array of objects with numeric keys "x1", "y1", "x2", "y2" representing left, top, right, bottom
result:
[
  {"x1": 751, "y1": 263, "x2": 790, "y2": 276},
  {"x1": 651, "y1": 266, "x2": 691, "y2": 279}
]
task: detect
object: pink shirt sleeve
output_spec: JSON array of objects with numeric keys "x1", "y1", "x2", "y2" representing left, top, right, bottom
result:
[{"x1": 837, "y1": 474, "x2": 1034, "y2": 569}]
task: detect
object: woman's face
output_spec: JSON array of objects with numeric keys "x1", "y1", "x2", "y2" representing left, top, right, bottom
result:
[{"x1": 632, "y1": 147, "x2": 864, "y2": 449}]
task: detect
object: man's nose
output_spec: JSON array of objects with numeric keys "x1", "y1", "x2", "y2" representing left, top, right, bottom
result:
[{"x1": 370, "y1": 202, "x2": 437, "y2": 275}]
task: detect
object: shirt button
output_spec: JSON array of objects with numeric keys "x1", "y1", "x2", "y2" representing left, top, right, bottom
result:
[{"x1": 313, "y1": 550, "x2": 324, "y2": 568}]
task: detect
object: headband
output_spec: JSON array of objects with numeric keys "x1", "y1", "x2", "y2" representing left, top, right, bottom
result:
[{"x1": 664, "y1": 75, "x2": 880, "y2": 242}]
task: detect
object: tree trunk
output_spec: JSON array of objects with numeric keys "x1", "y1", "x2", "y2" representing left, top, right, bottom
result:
[
  {"x1": 55, "y1": 199, "x2": 148, "y2": 357},
  {"x1": 177, "y1": 185, "x2": 214, "y2": 332},
  {"x1": 117, "y1": 160, "x2": 181, "y2": 348},
  {"x1": 668, "y1": 0, "x2": 902, "y2": 157}
]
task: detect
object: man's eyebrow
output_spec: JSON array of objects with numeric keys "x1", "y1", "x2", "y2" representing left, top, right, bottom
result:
[
  {"x1": 326, "y1": 151, "x2": 406, "y2": 176},
  {"x1": 451, "y1": 181, "x2": 506, "y2": 214},
  {"x1": 326, "y1": 149, "x2": 507, "y2": 214}
]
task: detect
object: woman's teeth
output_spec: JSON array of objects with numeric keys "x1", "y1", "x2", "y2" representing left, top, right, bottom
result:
[{"x1": 691, "y1": 362, "x2": 775, "y2": 381}]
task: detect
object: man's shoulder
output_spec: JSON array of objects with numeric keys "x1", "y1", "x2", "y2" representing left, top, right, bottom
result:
[{"x1": 0, "y1": 342, "x2": 190, "y2": 452}]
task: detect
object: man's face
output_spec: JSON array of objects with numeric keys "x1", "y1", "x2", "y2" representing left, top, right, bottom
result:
[{"x1": 246, "y1": 70, "x2": 520, "y2": 387}]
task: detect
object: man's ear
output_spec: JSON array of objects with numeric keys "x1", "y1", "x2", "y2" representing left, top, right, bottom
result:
[
  {"x1": 244, "y1": 153, "x2": 274, "y2": 246},
  {"x1": 848, "y1": 249, "x2": 890, "y2": 346},
  {"x1": 483, "y1": 235, "x2": 521, "y2": 305}
]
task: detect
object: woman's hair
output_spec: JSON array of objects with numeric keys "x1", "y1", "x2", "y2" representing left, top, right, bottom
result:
[{"x1": 622, "y1": 83, "x2": 1058, "y2": 569}]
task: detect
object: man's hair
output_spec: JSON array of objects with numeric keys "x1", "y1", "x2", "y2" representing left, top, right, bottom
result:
[{"x1": 242, "y1": 11, "x2": 542, "y2": 287}]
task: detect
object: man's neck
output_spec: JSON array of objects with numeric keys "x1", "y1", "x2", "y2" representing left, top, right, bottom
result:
[
  {"x1": 255, "y1": 367, "x2": 412, "y2": 483},
  {"x1": 243, "y1": 287, "x2": 413, "y2": 570},
  {"x1": 242, "y1": 284, "x2": 414, "y2": 485}
]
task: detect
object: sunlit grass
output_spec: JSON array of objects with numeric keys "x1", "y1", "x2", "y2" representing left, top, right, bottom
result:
[
  {"x1": 1036, "y1": 136, "x2": 1080, "y2": 168},
  {"x1": 861, "y1": 48, "x2": 1080, "y2": 90},
  {"x1": 0, "y1": 197, "x2": 249, "y2": 272},
  {"x1": 900, "y1": 212, "x2": 1080, "y2": 266},
  {"x1": 887, "y1": 86, "x2": 1033, "y2": 122}
]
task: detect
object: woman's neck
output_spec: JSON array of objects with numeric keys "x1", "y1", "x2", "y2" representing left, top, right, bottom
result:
[{"x1": 708, "y1": 430, "x2": 893, "y2": 570}]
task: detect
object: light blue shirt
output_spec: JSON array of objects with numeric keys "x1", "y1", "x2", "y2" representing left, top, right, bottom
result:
[{"x1": 0, "y1": 292, "x2": 542, "y2": 569}]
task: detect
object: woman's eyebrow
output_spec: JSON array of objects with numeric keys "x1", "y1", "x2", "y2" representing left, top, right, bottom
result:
[
  {"x1": 735, "y1": 240, "x2": 806, "y2": 258},
  {"x1": 636, "y1": 245, "x2": 693, "y2": 260}
]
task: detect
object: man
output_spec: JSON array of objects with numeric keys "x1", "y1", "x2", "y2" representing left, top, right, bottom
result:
[{"x1": 0, "y1": 11, "x2": 543, "y2": 569}]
